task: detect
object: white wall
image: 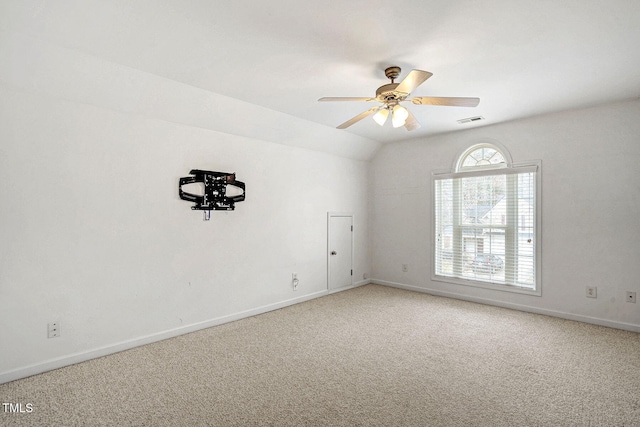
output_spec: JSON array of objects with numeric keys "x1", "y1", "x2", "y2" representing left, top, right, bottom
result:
[
  {"x1": 370, "y1": 98, "x2": 640, "y2": 331},
  {"x1": 0, "y1": 33, "x2": 374, "y2": 381}
]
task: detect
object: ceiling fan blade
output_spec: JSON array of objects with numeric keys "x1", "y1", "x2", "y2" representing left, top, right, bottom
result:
[
  {"x1": 318, "y1": 97, "x2": 376, "y2": 102},
  {"x1": 411, "y1": 97, "x2": 480, "y2": 107},
  {"x1": 395, "y1": 70, "x2": 433, "y2": 95},
  {"x1": 404, "y1": 109, "x2": 421, "y2": 131},
  {"x1": 336, "y1": 107, "x2": 379, "y2": 129}
]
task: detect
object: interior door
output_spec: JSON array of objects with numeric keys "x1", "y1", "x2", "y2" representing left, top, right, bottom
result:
[{"x1": 328, "y1": 214, "x2": 353, "y2": 290}]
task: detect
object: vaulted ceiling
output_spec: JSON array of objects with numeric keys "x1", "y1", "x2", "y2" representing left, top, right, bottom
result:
[{"x1": 3, "y1": 0, "x2": 640, "y2": 144}]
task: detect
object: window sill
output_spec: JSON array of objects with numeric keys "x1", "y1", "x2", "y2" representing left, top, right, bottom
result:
[{"x1": 432, "y1": 274, "x2": 541, "y2": 296}]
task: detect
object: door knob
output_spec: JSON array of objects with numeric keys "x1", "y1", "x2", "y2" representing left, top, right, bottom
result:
[{"x1": 331, "y1": 251, "x2": 337, "y2": 255}]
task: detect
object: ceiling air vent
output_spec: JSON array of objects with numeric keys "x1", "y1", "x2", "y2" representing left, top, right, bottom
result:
[{"x1": 457, "y1": 116, "x2": 484, "y2": 124}]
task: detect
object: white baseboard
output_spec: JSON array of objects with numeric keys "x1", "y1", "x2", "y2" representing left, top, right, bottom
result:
[
  {"x1": 372, "y1": 279, "x2": 640, "y2": 333},
  {"x1": 14, "y1": 277, "x2": 630, "y2": 384},
  {"x1": 328, "y1": 279, "x2": 370, "y2": 294},
  {"x1": 0, "y1": 289, "x2": 333, "y2": 384}
]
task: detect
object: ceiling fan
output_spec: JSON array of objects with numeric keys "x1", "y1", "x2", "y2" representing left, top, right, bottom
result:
[{"x1": 318, "y1": 66, "x2": 479, "y2": 131}]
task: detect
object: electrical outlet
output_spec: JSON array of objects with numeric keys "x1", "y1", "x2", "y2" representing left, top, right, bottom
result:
[
  {"x1": 626, "y1": 291, "x2": 636, "y2": 303},
  {"x1": 586, "y1": 286, "x2": 597, "y2": 298},
  {"x1": 402, "y1": 264, "x2": 408, "y2": 272},
  {"x1": 48, "y1": 321, "x2": 60, "y2": 338},
  {"x1": 292, "y1": 273, "x2": 299, "y2": 291}
]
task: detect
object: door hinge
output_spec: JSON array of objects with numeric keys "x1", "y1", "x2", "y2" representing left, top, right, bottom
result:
[
  {"x1": 351, "y1": 269, "x2": 353, "y2": 276},
  {"x1": 351, "y1": 225, "x2": 353, "y2": 232}
]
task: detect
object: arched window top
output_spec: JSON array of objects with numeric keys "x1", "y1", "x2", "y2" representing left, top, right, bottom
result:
[{"x1": 455, "y1": 143, "x2": 511, "y2": 172}]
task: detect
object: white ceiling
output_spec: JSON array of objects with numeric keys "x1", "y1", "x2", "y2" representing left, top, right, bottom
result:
[{"x1": 4, "y1": 0, "x2": 640, "y2": 144}]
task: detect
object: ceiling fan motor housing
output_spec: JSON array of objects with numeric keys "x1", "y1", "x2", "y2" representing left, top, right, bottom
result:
[
  {"x1": 376, "y1": 83, "x2": 408, "y2": 103},
  {"x1": 377, "y1": 67, "x2": 409, "y2": 103}
]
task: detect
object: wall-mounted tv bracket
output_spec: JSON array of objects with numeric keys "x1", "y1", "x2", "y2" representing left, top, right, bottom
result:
[{"x1": 179, "y1": 169, "x2": 245, "y2": 220}]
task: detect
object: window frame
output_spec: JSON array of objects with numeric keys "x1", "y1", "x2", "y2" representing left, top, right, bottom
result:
[{"x1": 431, "y1": 143, "x2": 542, "y2": 296}]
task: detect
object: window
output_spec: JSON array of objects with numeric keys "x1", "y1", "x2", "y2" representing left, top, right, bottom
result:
[{"x1": 433, "y1": 143, "x2": 541, "y2": 295}]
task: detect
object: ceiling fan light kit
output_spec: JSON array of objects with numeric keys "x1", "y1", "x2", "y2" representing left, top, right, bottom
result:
[
  {"x1": 373, "y1": 108, "x2": 389, "y2": 126},
  {"x1": 391, "y1": 104, "x2": 409, "y2": 128},
  {"x1": 319, "y1": 66, "x2": 480, "y2": 131}
]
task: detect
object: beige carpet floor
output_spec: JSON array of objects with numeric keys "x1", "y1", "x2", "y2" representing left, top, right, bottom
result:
[{"x1": 1, "y1": 284, "x2": 639, "y2": 426}]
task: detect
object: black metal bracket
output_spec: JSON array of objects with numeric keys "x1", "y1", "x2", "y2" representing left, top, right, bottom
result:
[{"x1": 179, "y1": 169, "x2": 245, "y2": 212}]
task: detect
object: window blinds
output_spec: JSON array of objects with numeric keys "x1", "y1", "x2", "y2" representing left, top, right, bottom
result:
[{"x1": 434, "y1": 166, "x2": 537, "y2": 289}]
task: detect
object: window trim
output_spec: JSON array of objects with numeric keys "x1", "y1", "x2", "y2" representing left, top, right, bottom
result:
[
  {"x1": 454, "y1": 141, "x2": 513, "y2": 172},
  {"x1": 432, "y1": 144, "x2": 542, "y2": 296}
]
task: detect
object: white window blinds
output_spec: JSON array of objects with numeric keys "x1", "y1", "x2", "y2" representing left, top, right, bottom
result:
[{"x1": 434, "y1": 164, "x2": 538, "y2": 291}]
